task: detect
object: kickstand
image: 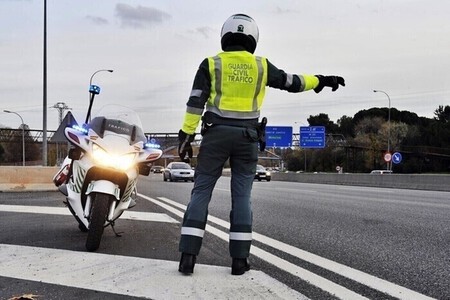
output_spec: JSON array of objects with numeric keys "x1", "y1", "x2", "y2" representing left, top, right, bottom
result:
[{"x1": 109, "y1": 221, "x2": 124, "y2": 237}]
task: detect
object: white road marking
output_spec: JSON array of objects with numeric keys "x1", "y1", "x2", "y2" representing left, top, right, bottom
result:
[
  {"x1": 142, "y1": 195, "x2": 367, "y2": 300},
  {"x1": 0, "y1": 204, "x2": 178, "y2": 223},
  {"x1": 148, "y1": 195, "x2": 436, "y2": 300},
  {"x1": 0, "y1": 244, "x2": 307, "y2": 300}
]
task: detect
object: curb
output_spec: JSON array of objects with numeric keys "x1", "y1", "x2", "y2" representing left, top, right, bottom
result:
[{"x1": 0, "y1": 184, "x2": 57, "y2": 193}]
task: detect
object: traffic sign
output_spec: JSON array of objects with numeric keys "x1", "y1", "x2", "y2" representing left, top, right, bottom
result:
[
  {"x1": 392, "y1": 152, "x2": 402, "y2": 164},
  {"x1": 300, "y1": 126, "x2": 326, "y2": 148},
  {"x1": 265, "y1": 126, "x2": 293, "y2": 147},
  {"x1": 384, "y1": 152, "x2": 392, "y2": 162}
]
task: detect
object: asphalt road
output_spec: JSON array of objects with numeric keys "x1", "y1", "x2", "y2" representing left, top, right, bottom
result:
[{"x1": 1, "y1": 174, "x2": 449, "y2": 299}]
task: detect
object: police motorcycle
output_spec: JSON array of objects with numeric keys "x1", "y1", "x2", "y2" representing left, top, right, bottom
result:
[{"x1": 53, "y1": 84, "x2": 162, "y2": 252}]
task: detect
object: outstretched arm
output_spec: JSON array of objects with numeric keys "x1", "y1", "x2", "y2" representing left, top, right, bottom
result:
[{"x1": 266, "y1": 60, "x2": 345, "y2": 93}]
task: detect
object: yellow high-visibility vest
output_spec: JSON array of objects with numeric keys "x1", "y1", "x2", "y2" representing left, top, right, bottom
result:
[{"x1": 206, "y1": 51, "x2": 268, "y2": 119}]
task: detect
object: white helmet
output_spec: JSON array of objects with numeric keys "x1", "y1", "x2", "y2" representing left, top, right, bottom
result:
[{"x1": 220, "y1": 14, "x2": 259, "y2": 53}]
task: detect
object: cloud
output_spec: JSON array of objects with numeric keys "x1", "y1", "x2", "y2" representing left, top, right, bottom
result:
[
  {"x1": 85, "y1": 15, "x2": 109, "y2": 26},
  {"x1": 187, "y1": 26, "x2": 214, "y2": 39},
  {"x1": 115, "y1": 3, "x2": 171, "y2": 28},
  {"x1": 274, "y1": 6, "x2": 299, "y2": 14}
]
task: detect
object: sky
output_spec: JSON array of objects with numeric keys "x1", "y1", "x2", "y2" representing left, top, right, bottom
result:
[{"x1": 1, "y1": 0, "x2": 449, "y2": 133}]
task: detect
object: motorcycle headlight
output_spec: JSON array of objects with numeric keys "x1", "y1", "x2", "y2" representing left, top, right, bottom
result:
[{"x1": 92, "y1": 144, "x2": 136, "y2": 171}]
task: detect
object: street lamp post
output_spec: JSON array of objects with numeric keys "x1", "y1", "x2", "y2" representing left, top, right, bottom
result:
[
  {"x1": 373, "y1": 90, "x2": 391, "y2": 170},
  {"x1": 4, "y1": 110, "x2": 25, "y2": 166},
  {"x1": 89, "y1": 69, "x2": 113, "y2": 88},
  {"x1": 87, "y1": 69, "x2": 113, "y2": 123}
]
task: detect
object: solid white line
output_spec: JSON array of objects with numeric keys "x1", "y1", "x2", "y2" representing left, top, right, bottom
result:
[
  {"x1": 205, "y1": 220, "x2": 369, "y2": 300},
  {"x1": 149, "y1": 195, "x2": 436, "y2": 300},
  {"x1": 0, "y1": 204, "x2": 178, "y2": 223},
  {"x1": 251, "y1": 233, "x2": 436, "y2": 300},
  {"x1": 122, "y1": 211, "x2": 178, "y2": 223},
  {"x1": 141, "y1": 196, "x2": 185, "y2": 219}
]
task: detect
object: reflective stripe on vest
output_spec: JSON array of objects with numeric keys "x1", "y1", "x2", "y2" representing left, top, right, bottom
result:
[{"x1": 206, "y1": 52, "x2": 267, "y2": 119}]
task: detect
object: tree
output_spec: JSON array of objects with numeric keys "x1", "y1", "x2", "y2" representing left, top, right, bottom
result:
[
  {"x1": 337, "y1": 115, "x2": 354, "y2": 138},
  {"x1": 353, "y1": 107, "x2": 391, "y2": 125},
  {"x1": 353, "y1": 117, "x2": 385, "y2": 170},
  {"x1": 0, "y1": 143, "x2": 4, "y2": 162},
  {"x1": 0, "y1": 126, "x2": 41, "y2": 164},
  {"x1": 284, "y1": 149, "x2": 304, "y2": 172},
  {"x1": 434, "y1": 105, "x2": 450, "y2": 123},
  {"x1": 353, "y1": 107, "x2": 420, "y2": 126},
  {"x1": 387, "y1": 122, "x2": 409, "y2": 152},
  {"x1": 307, "y1": 113, "x2": 338, "y2": 134}
]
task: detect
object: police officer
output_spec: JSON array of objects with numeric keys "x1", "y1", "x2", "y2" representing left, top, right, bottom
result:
[{"x1": 178, "y1": 13, "x2": 345, "y2": 275}]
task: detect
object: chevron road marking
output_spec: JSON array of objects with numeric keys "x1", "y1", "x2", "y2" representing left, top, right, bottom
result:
[
  {"x1": 143, "y1": 195, "x2": 436, "y2": 300},
  {"x1": 0, "y1": 203, "x2": 306, "y2": 299},
  {"x1": 0, "y1": 244, "x2": 306, "y2": 299}
]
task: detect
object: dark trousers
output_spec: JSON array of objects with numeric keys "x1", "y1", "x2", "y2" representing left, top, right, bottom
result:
[{"x1": 179, "y1": 125, "x2": 258, "y2": 258}]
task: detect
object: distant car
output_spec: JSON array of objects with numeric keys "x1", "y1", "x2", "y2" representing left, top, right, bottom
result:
[
  {"x1": 370, "y1": 170, "x2": 393, "y2": 174},
  {"x1": 163, "y1": 162, "x2": 195, "y2": 182},
  {"x1": 151, "y1": 166, "x2": 164, "y2": 173},
  {"x1": 255, "y1": 164, "x2": 271, "y2": 181}
]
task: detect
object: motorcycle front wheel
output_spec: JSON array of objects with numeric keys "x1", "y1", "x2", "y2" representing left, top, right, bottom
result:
[{"x1": 85, "y1": 192, "x2": 112, "y2": 252}]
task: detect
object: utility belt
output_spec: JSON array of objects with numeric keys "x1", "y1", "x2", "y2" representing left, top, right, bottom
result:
[{"x1": 201, "y1": 113, "x2": 267, "y2": 151}]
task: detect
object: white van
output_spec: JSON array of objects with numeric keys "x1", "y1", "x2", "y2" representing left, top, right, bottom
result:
[{"x1": 370, "y1": 170, "x2": 393, "y2": 174}]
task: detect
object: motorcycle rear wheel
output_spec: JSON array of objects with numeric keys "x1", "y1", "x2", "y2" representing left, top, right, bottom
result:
[{"x1": 85, "y1": 192, "x2": 111, "y2": 252}]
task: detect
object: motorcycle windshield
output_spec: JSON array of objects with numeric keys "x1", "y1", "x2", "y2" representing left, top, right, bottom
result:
[{"x1": 88, "y1": 105, "x2": 146, "y2": 144}]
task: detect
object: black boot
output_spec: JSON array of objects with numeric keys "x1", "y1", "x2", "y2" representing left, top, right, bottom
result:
[
  {"x1": 231, "y1": 258, "x2": 250, "y2": 275},
  {"x1": 178, "y1": 253, "x2": 196, "y2": 274}
]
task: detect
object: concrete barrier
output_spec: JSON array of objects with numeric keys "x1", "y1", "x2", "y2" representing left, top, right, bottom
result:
[
  {"x1": 271, "y1": 172, "x2": 450, "y2": 192},
  {"x1": 0, "y1": 166, "x2": 58, "y2": 192}
]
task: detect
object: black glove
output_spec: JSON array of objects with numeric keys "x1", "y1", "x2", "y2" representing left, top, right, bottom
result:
[
  {"x1": 314, "y1": 75, "x2": 345, "y2": 93},
  {"x1": 178, "y1": 129, "x2": 195, "y2": 162}
]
